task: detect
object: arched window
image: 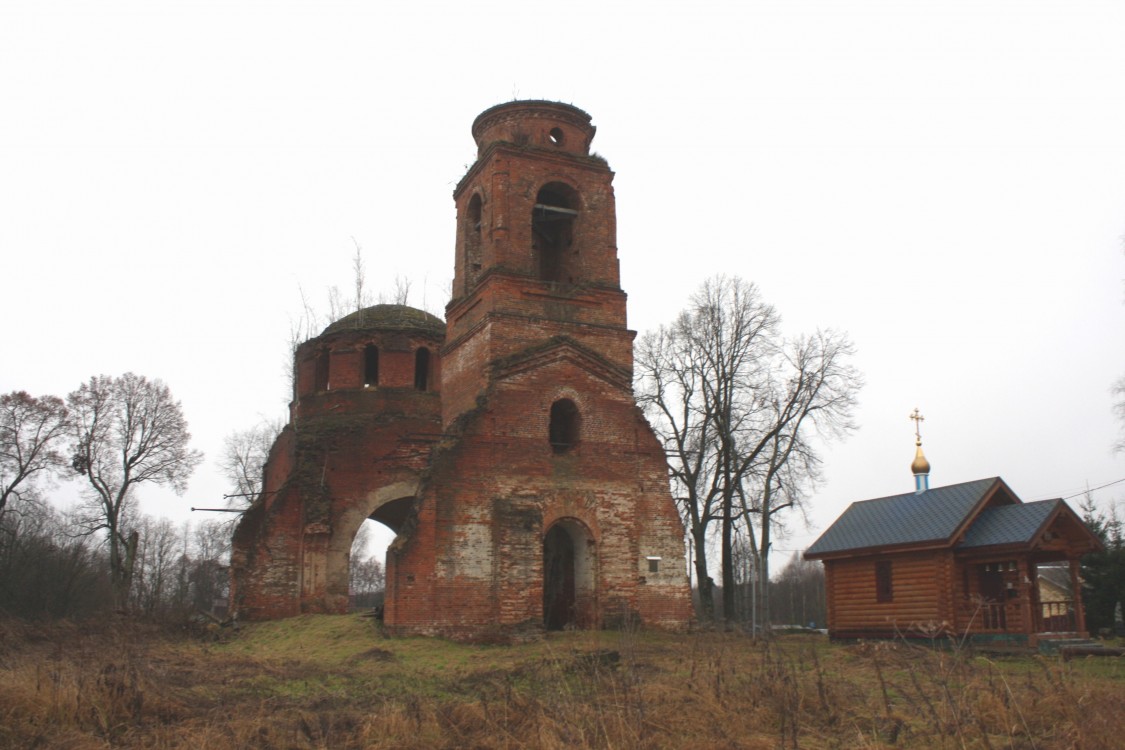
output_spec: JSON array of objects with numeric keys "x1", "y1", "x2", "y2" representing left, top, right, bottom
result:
[
  {"x1": 414, "y1": 347, "x2": 430, "y2": 392},
  {"x1": 549, "y1": 398, "x2": 580, "y2": 453},
  {"x1": 464, "y1": 193, "x2": 482, "y2": 292},
  {"x1": 314, "y1": 348, "x2": 330, "y2": 391},
  {"x1": 532, "y1": 183, "x2": 578, "y2": 283},
  {"x1": 364, "y1": 344, "x2": 379, "y2": 387}
]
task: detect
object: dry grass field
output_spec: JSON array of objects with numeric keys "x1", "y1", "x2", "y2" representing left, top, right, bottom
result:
[{"x1": 1, "y1": 614, "x2": 1122, "y2": 749}]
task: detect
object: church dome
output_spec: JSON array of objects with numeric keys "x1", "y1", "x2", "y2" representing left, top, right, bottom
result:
[
  {"x1": 322, "y1": 304, "x2": 444, "y2": 337},
  {"x1": 911, "y1": 441, "x2": 931, "y2": 475}
]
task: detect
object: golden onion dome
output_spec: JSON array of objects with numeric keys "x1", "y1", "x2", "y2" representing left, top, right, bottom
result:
[{"x1": 911, "y1": 440, "x2": 931, "y2": 475}]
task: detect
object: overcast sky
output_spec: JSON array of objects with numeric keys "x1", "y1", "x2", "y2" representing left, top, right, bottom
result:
[{"x1": 3, "y1": 0, "x2": 1123, "y2": 570}]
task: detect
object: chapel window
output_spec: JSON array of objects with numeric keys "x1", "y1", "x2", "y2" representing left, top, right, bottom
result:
[{"x1": 875, "y1": 560, "x2": 893, "y2": 603}]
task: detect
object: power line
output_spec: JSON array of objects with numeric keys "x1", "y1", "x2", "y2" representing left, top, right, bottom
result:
[{"x1": 1061, "y1": 477, "x2": 1125, "y2": 501}]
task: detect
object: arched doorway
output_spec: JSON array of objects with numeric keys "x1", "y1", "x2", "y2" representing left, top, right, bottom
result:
[
  {"x1": 543, "y1": 525, "x2": 575, "y2": 629},
  {"x1": 543, "y1": 518, "x2": 596, "y2": 630}
]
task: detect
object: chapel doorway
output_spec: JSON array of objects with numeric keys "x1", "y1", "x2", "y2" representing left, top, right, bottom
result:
[{"x1": 977, "y1": 563, "x2": 1007, "y2": 630}]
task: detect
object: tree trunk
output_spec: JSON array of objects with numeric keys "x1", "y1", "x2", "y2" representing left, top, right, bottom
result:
[
  {"x1": 721, "y1": 494, "x2": 736, "y2": 625},
  {"x1": 112, "y1": 529, "x2": 139, "y2": 612},
  {"x1": 758, "y1": 522, "x2": 771, "y2": 635},
  {"x1": 693, "y1": 527, "x2": 714, "y2": 620}
]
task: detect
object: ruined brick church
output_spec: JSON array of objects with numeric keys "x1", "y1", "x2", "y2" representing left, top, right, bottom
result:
[{"x1": 230, "y1": 101, "x2": 692, "y2": 640}]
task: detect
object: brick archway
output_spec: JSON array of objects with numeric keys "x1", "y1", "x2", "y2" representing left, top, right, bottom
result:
[{"x1": 325, "y1": 480, "x2": 421, "y2": 611}]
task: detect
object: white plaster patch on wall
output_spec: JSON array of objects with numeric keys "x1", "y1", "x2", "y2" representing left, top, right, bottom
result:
[{"x1": 456, "y1": 521, "x2": 494, "y2": 578}]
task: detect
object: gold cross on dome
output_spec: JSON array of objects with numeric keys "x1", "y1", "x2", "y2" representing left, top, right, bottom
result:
[{"x1": 909, "y1": 408, "x2": 925, "y2": 441}]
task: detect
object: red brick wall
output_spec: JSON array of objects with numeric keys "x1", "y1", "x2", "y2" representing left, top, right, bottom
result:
[{"x1": 384, "y1": 351, "x2": 692, "y2": 639}]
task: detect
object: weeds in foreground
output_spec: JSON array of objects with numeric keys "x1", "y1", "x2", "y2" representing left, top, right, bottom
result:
[{"x1": 0, "y1": 615, "x2": 1121, "y2": 749}]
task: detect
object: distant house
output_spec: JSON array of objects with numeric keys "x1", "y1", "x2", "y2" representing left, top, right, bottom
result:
[
  {"x1": 805, "y1": 437, "x2": 1102, "y2": 647},
  {"x1": 1036, "y1": 565, "x2": 1077, "y2": 632}
]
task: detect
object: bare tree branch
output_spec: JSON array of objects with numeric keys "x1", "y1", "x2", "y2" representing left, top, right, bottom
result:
[
  {"x1": 0, "y1": 391, "x2": 70, "y2": 515},
  {"x1": 218, "y1": 419, "x2": 281, "y2": 508}
]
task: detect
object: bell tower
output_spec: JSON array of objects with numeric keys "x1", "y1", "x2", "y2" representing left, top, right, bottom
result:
[{"x1": 443, "y1": 101, "x2": 631, "y2": 425}]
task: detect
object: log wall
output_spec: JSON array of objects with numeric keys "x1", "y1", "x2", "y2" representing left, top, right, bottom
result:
[{"x1": 825, "y1": 551, "x2": 952, "y2": 637}]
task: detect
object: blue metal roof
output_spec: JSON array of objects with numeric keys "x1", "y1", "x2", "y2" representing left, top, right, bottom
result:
[
  {"x1": 957, "y1": 499, "x2": 1058, "y2": 548},
  {"x1": 806, "y1": 477, "x2": 1001, "y2": 557}
]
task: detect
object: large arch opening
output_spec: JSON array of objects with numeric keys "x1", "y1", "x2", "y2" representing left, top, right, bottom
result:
[
  {"x1": 315, "y1": 481, "x2": 418, "y2": 615},
  {"x1": 349, "y1": 518, "x2": 390, "y2": 610},
  {"x1": 532, "y1": 183, "x2": 579, "y2": 283},
  {"x1": 543, "y1": 518, "x2": 596, "y2": 630},
  {"x1": 346, "y1": 496, "x2": 416, "y2": 612}
]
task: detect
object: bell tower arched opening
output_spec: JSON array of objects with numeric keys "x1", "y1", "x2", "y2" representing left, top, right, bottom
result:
[{"x1": 532, "y1": 183, "x2": 579, "y2": 283}]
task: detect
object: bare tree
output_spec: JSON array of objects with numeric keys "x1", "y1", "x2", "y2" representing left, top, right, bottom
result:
[
  {"x1": 131, "y1": 515, "x2": 182, "y2": 617},
  {"x1": 637, "y1": 276, "x2": 861, "y2": 627},
  {"x1": 68, "y1": 373, "x2": 203, "y2": 610},
  {"x1": 638, "y1": 277, "x2": 778, "y2": 621},
  {"x1": 736, "y1": 330, "x2": 861, "y2": 630},
  {"x1": 352, "y1": 238, "x2": 369, "y2": 313},
  {"x1": 636, "y1": 326, "x2": 715, "y2": 616},
  {"x1": 190, "y1": 518, "x2": 231, "y2": 612},
  {"x1": 379, "y1": 274, "x2": 411, "y2": 306},
  {"x1": 326, "y1": 285, "x2": 347, "y2": 322},
  {"x1": 1, "y1": 391, "x2": 70, "y2": 515},
  {"x1": 218, "y1": 420, "x2": 280, "y2": 508}
]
